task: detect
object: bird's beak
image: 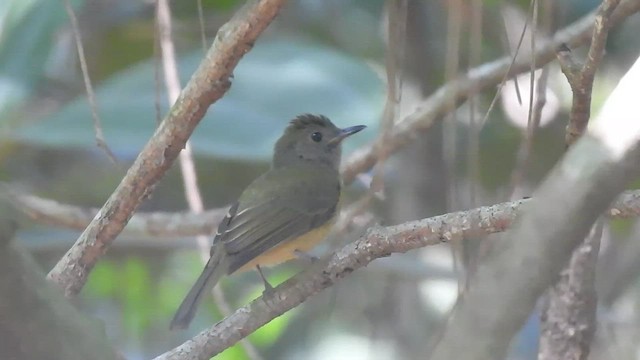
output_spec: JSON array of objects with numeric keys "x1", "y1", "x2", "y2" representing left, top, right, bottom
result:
[{"x1": 328, "y1": 125, "x2": 366, "y2": 146}]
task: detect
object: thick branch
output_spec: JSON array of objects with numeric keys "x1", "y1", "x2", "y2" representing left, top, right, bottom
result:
[
  {"x1": 47, "y1": 0, "x2": 286, "y2": 297},
  {"x1": 154, "y1": 198, "x2": 526, "y2": 359},
  {"x1": 538, "y1": 222, "x2": 602, "y2": 360},
  {"x1": 539, "y1": 1, "x2": 622, "y2": 359},
  {"x1": 0, "y1": 220, "x2": 120, "y2": 360},
  {"x1": 428, "y1": 51, "x2": 640, "y2": 360}
]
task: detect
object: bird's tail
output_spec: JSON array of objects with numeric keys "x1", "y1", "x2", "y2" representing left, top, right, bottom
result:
[{"x1": 170, "y1": 244, "x2": 228, "y2": 330}]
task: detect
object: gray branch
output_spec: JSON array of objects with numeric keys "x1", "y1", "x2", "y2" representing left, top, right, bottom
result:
[
  {"x1": 538, "y1": 0, "x2": 622, "y2": 358},
  {"x1": 154, "y1": 185, "x2": 640, "y2": 360}
]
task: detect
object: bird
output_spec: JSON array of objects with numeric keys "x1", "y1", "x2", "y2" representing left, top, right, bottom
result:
[{"x1": 170, "y1": 114, "x2": 366, "y2": 330}]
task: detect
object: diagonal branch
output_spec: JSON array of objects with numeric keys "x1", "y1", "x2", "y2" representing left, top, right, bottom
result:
[
  {"x1": 47, "y1": 0, "x2": 287, "y2": 298},
  {"x1": 154, "y1": 186, "x2": 640, "y2": 359},
  {"x1": 154, "y1": 198, "x2": 528, "y2": 359}
]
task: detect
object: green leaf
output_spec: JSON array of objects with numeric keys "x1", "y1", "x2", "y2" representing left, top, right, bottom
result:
[
  {"x1": 217, "y1": 343, "x2": 248, "y2": 360},
  {"x1": 120, "y1": 257, "x2": 152, "y2": 336},
  {"x1": 13, "y1": 37, "x2": 383, "y2": 160},
  {"x1": 249, "y1": 310, "x2": 290, "y2": 347},
  {"x1": 85, "y1": 260, "x2": 119, "y2": 298}
]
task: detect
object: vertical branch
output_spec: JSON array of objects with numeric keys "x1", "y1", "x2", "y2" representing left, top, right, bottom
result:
[
  {"x1": 467, "y1": 0, "x2": 483, "y2": 207},
  {"x1": 539, "y1": 0, "x2": 621, "y2": 359},
  {"x1": 342, "y1": 0, "x2": 407, "y2": 251},
  {"x1": 196, "y1": 0, "x2": 208, "y2": 51},
  {"x1": 443, "y1": 0, "x2": 465, "y2": 291},
  {"x1": 509, "y1": 0, "x2": 553, "y2": 196},
  {"x1": 526, "y1": 0, "x2": 539, "y2": 131},
  {"x1": 155, "y1": 1, "x2": 263, "y2": 358},
  {"x1": 443, "y1": 0, "x2": 463, "y2": 211},
  {"x1": 372, "y1": 0, "x2": 406, "y2": 193}
]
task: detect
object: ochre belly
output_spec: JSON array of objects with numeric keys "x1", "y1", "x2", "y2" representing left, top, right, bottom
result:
[{"x1": 237, "y1": 222, "x2": 333, "y2": 272}]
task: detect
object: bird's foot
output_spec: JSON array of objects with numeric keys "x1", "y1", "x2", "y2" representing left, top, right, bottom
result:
[{"x1": 255, "y1": 265, "x2": 275, "y2": 296}]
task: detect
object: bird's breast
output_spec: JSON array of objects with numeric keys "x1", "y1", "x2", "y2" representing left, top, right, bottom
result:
[{"x1": 236, "y1": 221, "x2": 334, "y2": 272}]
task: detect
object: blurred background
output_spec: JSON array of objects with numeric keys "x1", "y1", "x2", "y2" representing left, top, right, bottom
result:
[{"x1": 1, "y1": 0, "x2": 640, "y2": 359}]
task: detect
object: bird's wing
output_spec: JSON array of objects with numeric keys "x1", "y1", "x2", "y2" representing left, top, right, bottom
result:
[{"x1": 214, "y1": 168, "x2": 339, "y2": 273}]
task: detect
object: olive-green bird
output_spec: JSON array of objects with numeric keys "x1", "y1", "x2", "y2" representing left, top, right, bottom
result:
[{"x1": 170, "y1": 114, "x2": 365, "y2": 330}]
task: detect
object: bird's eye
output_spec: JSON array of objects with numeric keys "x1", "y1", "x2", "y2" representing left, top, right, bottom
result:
[{"x1": 310, "y1": 132, "x2": 323, "y2": 142}]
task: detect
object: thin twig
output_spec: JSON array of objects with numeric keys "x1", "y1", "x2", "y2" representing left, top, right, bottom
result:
[
  {"x1": 507, "y1": 0, "x2": 552, "y2": 196},
  {"x1": 509, "y1": 66, "x2": 551, "y2": 196},
  {"x1": 372, "y1": 0, "x2": 407, "y2": 196},
  {"x1": 62, "y1": 0, "x2": 117, "y2": 163},
  {"x1": 477, "y1": 0, "x2": 535, "y2": 139},
  {"x1": 527, "y1": 0, "x2": 539, "y2": 131},
  {"x1": 467, "y1": 0, "x2": 483, "y2": 207},
  {"x1": 456, "y1": 0, "x2": 485, "y2": 289},
  {"x1": 47, "y1": 0, "x2": 287, "y2": 298},
  {"x1": 197, "y1": 0, "x2": 208, "y2": 51},
  {"x1": 2, "y1": 185, "x2": 227, "y2": 237},
  {"x1": 443, "y1": 0, "x2": 463, "y2": 213}
]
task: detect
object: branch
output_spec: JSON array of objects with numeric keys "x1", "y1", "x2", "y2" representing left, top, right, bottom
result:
[
  {"x1": 46, "y1": 0, "x2": 286, "y2": 297},
  {"x1": 1, "y1": 186, "x2": 227, "y2": 237},
  {"x1": 0, "y1": 218, "x2": 121, "y2": 360},
  {"x1": 560, "y1": 0, "x2": 622, "y2": 146},
  {"x1": 153, "y1": 188, "x2": 640, "y2": 359},
  {"x1": 8, "y1": 184, "x2": 640, "y2": 239},
  {"x1": 155, "y1": 1, "x2": 264, "y2": 358},
  {"x1": 428, "y1": 47, "x2": 640, "y2": 360},
  {"x1": 539, "y1": 1, "x2": 622, "y2": 359},
  {"x1": 341, "y1": 0, "x2": 640, "y2": 184},
  {"x1": 538, "y1": 221, "x2": 603, "y2": 360}
]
